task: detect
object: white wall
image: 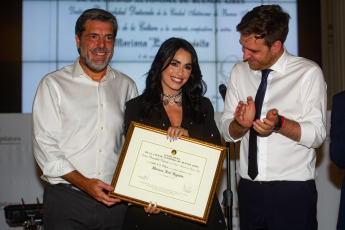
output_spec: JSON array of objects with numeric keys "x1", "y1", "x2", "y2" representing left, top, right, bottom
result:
[{"x1": 0, "y1": 114, "x2": 44, "y2": 230}]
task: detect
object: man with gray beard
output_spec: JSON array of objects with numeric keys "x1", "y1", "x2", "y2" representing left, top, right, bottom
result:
[{"x1": 32, "y1": 8, "x2": 138, "y2": 230}]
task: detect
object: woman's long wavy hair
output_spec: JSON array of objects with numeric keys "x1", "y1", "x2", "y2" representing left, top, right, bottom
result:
[{"x1": 140, "y1": 37, "x2": 207, "y2": 123}]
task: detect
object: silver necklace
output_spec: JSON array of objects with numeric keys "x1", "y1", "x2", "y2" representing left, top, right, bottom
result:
[{"x1": 162, "y1": 91, "x2": 182, "y2": 107}]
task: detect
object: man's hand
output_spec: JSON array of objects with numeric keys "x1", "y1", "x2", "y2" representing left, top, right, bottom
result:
[
  {"x1": 82, "y1": 178, "x2": 121, "y2": 207},
  {"x1": 234, "y1": 96, "x2": 256, "y2": 128},
  {"x1": 62, "y1": 171, "x2": 121, "y2": 207},
  {"x1": 253, "y1": 109, "x2": 279, "y2": 137}
]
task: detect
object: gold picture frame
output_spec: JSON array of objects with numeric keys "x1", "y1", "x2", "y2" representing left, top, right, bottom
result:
[{"x1": 109, "y1": 121, "x2": 226, "y2": 224}]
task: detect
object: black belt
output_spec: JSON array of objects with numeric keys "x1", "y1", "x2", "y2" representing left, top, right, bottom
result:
[
  {"x1": 255, "y1": 180, "x2": 282, "y2": 185},
  {"x1": 58, "y1": 183, "x2": 81, "y2": 191}
]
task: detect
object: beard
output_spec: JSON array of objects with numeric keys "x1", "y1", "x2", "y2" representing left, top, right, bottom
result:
[
  {"x1": 246, "y1": 59, "x2": 272, "y2": 71},
  {"x1": 79, "y1": 45, "x2": 113, "y2": 73},
  {"x1": 245, "y1": 52, "x2": 275, "y2": 71}
]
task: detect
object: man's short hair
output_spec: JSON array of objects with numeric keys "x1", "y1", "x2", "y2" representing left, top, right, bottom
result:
[
  {"x1": 236, "y1": 5, "x2": 290, "y2": 47},
  {"x1": 75, "y1": 8, "x2": 118, "y2": 39}
]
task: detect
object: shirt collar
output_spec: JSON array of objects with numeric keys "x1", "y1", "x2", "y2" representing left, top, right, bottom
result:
[
  {"x1": 71, "y1": 57, "x2": 114, "y2": 81},
  {"x1": 250, "y1": 47, "x2": 290, "y2": 77},
  {"x1": 268, "y1": 46, "x2": 290, "y2": 75}
]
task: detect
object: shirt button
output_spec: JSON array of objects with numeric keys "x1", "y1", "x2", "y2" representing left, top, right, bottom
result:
[
  {"x1": 99, "y1": 149, "x2": 102, "y2": 152},
  {"x1": 211, "y1": 133, "x2": 214, "y2": 137},
  {"x1": 101, "y1": 104, "x2": 104, "y2": 108},
  {"x1": 162, "y1": 123, "x2": 165, "y2": 126},
  {"x1": 100, "y1": 126, "x2": 104, "y2": 130},
  {"x1": 98, "y1": 172, "x2": 101, "y2": 176}
]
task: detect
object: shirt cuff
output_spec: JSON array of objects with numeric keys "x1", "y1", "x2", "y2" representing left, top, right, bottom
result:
[
  {"x1": 220, "y1": 118, "x2": 242, "y2": 143},
  {"x1": 43, "y1": 159, "x2": 76, "y2": 178},
  {"x1": 298, "y1": 121, "x2": 316, "y2": 148}
]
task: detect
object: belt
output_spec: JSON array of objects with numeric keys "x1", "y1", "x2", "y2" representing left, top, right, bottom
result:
[
  {"x1": 255, "y1": 181, "x2": 282, "y2": 185},
  {"x1": 58, "y1": 183, "x2": 81, "y2": 191}
]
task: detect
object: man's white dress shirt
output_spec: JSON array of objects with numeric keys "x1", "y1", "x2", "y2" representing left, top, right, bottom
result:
[
  {"x1": 32, "y1": 58, "x2": 138, "y2": 185},
  {"x1": 220, "y1": 49, "x2": 327, "y2": 181}
]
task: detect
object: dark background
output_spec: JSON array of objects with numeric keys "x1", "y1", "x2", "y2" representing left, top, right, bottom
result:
[{"x1": 0, "y1": 0, "x2": 321, "y2": 113}]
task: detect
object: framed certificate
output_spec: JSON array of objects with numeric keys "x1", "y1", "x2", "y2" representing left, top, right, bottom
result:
[{"x1": 110, "y1": 121, "x2": 226, "y2": 224}]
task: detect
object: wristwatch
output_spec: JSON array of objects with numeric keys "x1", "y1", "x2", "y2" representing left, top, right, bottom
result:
[{"x1": 273, "y1": 115, "x2": 282, "y2": 131}]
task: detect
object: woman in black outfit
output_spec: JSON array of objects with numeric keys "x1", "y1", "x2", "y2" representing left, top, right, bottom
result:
[{"x1": 122, "y1": 37, "x2": 226, "y2": 230}]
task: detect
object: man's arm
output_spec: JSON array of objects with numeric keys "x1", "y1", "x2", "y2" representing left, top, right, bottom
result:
[
  {"x1": 253, "y1": 109, "x2": 301, "y2": 142},
  {"x1": 229, "y1": 119, "x2": 251, "y2": 140},
  {"x1": 33, "y1": 77, "x2": 120, "y2": 207},
  {"x1": 62, "y1": 171, "x2": 120, "y2": 206},
  {"x1": 32, "y1": 77, "x2": 76, "y2": 179},
  {"x1": 276, "y1": 118, "x2": 301, "y2": 142},
  {"x1": 229, "y1": 96, "x2": 256, "y2": 139},
  {"x1": 253, "y1": 65, "x2": 326, "y2": 147}
]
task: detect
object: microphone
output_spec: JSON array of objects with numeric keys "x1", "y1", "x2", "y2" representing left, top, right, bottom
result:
[{"x1": 219, "y1": 84, "x2": 227, "y2": 101}]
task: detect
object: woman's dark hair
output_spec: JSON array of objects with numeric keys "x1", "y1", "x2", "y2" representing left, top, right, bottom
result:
[
  {"x1": 140, "y1": 37, "x2": 207, "y2": 123},
  {"x1": 236, "y1": 4, "x2": 290, "y2": 47},
  {"x1": 75, "y1": 8, "x2": 118, "y2": 39}
]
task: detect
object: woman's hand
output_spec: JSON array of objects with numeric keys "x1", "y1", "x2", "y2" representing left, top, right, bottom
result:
[
  {"x1": 144, "y1": 201, "x2": 161, "y2": 215},
  {"x1": 166, "y1": 126, "x2": 189, "y2": 142}
]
